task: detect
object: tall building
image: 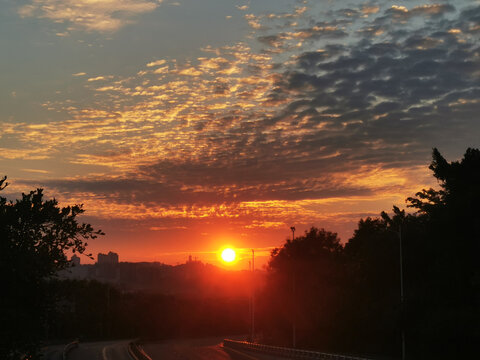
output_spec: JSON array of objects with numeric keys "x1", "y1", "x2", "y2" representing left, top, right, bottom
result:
[
  {"x1": 71, "y1": 254, "x2": 81, "y2": 266},
  {"x1": 97, "y1": 251, "x2": 119, "y2": 265}
]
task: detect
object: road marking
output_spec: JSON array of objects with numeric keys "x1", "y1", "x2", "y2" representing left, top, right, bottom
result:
[
  {"x1": 223, "y1": 346, "x2": 262, "y2": 360},
  {"x1": 102, "y1": 346, "x2": 109, "y2": 360},
  {"x1": 126, "y1": 342, "x2": 136, "y2": 360}
]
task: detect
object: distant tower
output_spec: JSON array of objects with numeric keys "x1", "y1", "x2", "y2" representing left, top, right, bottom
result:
[
  {"x1": 71, "y1": 254, "x2": 80, "y2": 266},
  {"x1": 97, "y1": 251, "x2": 119, "y2": 264},
  {"x1": 188, "y1": 255, "x2": 193, "y2": 263},
  {"x1": 108, "y1": 251, "x2": 119, "y2": 264}
]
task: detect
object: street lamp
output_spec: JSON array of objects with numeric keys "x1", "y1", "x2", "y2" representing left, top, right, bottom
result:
[
  {"x1": 388, "y1": 225, "x2": 405, "y2": 360},
  {"x1": 290, "y1": 226, "x2": 296, "y2": 348},
  {"x1": 250, "y1": 249, "x2": 255, "y2": 342},
  {"x1": 398, "y1": 226, "x2": 405, "y2": 360}
]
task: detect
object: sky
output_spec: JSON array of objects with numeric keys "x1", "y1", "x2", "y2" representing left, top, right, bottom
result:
[{"x1": 1, "y1": 0, "x2": 479, "y2": 268}]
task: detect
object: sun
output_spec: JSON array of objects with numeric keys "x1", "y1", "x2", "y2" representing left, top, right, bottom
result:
[{"x1": 221, "y1": 248, "x2": 236, "y2": 263}]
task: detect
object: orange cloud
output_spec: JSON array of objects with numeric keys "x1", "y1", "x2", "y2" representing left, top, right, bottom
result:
[{"x1": 18, "y1": 0, "x2": 161, "y2": 32}]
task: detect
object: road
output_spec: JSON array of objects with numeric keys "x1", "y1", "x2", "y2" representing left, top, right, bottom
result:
[
  {"x1": 43, "y1": 340, "x2": 133, "y2": 360},
  {"x1": 41, "y1": 344, "x2": 65, "y2": 360},
  {"x1": 43, "y1": 337, "x2": 285, "y2": 360},
  {"x1": 142, "y1": 337, "x2": 284, "y2": 360}
]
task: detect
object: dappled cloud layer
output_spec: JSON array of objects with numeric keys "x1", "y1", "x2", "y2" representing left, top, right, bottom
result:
[{"x1": 2, "y1": 0, "x2": 479, "y2": 241}]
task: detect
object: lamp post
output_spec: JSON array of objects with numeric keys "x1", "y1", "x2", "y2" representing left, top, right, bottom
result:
[
  {"x1": 398, "y1": 225, "x2": 405, "y2": 360},
  {"x1": 388, "y1": 225, "x2": 405, "y2": 360},
  {"x1": 290, "y1": 226, "x2": 296, "y2": 348},
  {"x1": 251, "y1": 249, "x2": 255, "y2": 342}
]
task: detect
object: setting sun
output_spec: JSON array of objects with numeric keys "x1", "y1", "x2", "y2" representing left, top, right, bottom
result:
[{"x1": 221, "y1": 248, "x2": 236, "y2": 263}]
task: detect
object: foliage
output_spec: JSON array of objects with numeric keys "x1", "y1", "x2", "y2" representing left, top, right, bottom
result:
[
  {"x1": 259, "y1": 228, "x2": 344, "y2": 350},
  {"x1": 408, "y1": 148, "x2": 480, "y2": 213},
  {"x1": 0, "y1": 177, "x2": 103, "y2": 359},
  {"x1": 259, "y1": 148, "x2": 480, "y2": 359},
  {"x1": 404, "y1": 148, "x2": 480, "y2": 358}
]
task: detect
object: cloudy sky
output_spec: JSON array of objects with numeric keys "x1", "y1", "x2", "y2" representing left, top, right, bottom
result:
[{"x1": 1, "y1": 0, "x2": 479, "y2": 267}]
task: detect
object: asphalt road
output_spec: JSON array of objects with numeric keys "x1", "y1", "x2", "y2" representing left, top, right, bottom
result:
[
  {"x1": 41, "y1": 344, "x2": 65, "y2": 360},
  {"x1": 71, "y1": 340, "x2": 134, "y2": 360},
  {"x1": 141, "y1": 336, "x2": 285, "y2": 360},
  {"x1": 42, "y1": 337, "x2": 285, "y2": 360},
  {"x1": 42, "y1": 340, "x2": 134, "y2": 360}
]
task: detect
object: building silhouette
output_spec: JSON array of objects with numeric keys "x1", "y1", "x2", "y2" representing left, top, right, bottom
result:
[
  {"x1": 97, "y1": 251, "x2": 119, "y2": 265},
  {"x1": 70, "y1": 254, "x2": 80, "y2": 266}
]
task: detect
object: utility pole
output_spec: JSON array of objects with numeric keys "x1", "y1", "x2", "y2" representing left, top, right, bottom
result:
[
  {"x1": 251, "y1": 249, "x2": 255, "y2": 342},
  {"x1": 389, "y1": 224, "x2": 406, "y2": 360},
  {"x1": 290, "y1": 226, "x2": 296, "y2": 348},
  {"x1": 399, "y1": 225, "x2": 405, "y2": 360},
  {"x1": 249, "y1": 259, "x2": 252, "y2": 342}
]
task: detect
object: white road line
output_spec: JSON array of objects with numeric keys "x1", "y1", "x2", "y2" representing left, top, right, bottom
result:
[
  {"x1": 126, "y1": 343, "x2": 136, "y2": 360},
  {"x1": 102, "y1": 346, "x2": 109, "y2": 360},
  {"x1": 223, "y1": 346, "x2": 262, "y2": 360}
]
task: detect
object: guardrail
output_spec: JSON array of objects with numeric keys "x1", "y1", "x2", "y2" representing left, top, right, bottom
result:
[
  {"x1": 223, "y1": 339, "x2": 374, "y2": 360},
  {"x1": 128, "y1": 340, "x2": 153, "y2": 360},
  {"x1": 62, "y1": 339, "x2": 79, "y2": 360}
]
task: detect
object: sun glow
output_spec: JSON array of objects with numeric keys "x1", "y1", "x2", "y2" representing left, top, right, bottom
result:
[{"x1": 221, "y1": 248, "x2": 236, "y2": 263}]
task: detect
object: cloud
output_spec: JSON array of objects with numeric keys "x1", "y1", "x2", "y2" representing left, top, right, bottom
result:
[
  {"x1": 20, "y1": 168, "x2": 50, "y2": 174},
  {"x1": 245, "y1": 14, "x2": 263, "y2": 29},
  {"x1": 384, "y1": 3, "x2": 455, "y2": 22},
  {"x1": 18, "y1": 0, "x2": 162, "y2": 32},
  {"x1": 410, "y1": 4, "x2": 456, "y2": 17},
  {"x1": 7, "y1": 1, "x2": 480, "y2": 234},
  {"x1": 147, "y1": 59, "x2": 167, "y2": 67},
  {"x1": 87, "y1": 76, "x2": 108, "y2": 82},
  {"x1": 150, "y1": 226, "x2": 187, "y2": 231},
  {"x1": 361, "y1": 5, "x2": 380, "y2": 15}
]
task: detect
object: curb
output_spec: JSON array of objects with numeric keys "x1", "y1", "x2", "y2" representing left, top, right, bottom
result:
[
  {"x1": 128, "y1": 340, "x2": 153, "y2": 360},
  {"x1": 223, "y1": 339, "x2": 374, "y2": 360},
  {"x1": 62, "y1": 339, "x2": 79, "y2": 360}
]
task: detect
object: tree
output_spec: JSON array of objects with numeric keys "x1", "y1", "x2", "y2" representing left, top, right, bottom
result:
[
  {"x1": 0, "y1": 176, "x2": 103, "y2": 359},
  {"x1": 342, "y1": 207, "x2": 421, "y2": 357},
  {"x1": 259, "y1": 148, "x2": 479, "y2": 358},
  {"x1": 259, "y1": 227, "x2": 344, "y2": 350},
  {"x1": 405, "y1": 148, "x2": 480, "y2": 358},
  {"x1": 342, "y1": 149, "x2": 480, "y2": 358},
  {"x1": 408, "y1": 148, "x2": 480, "y2": 213},
  {"x1": 342, "y1": 148, "x2": 480, "y2": 358}
]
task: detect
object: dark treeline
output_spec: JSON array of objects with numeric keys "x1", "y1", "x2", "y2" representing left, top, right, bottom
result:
[
  {"x1": 47, "y1": 278, "x2": 248, "y2": 341},
  {"x1": 257, "y1": 148, "x2": 480, "y2": 359}
]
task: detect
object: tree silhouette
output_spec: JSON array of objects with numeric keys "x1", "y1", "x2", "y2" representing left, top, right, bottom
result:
[
  {"x1": 0, "y1": 177, "x2": 103, "y2": 359},
  {"x1": 405, "y1": 148, "x2": 480, "y2": 358},
  {"x1": 259, "y1": 228, "x2": 344, "y2": 350},
  {"x1": 259, "y1": 148, "x2": 479, "y2": 358}
]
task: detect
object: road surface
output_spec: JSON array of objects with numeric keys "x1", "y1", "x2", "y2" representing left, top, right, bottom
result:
[
  {"x1": 43, "y1": 337, "x2": 285, "y2": 360},
  {"x1": 41, "y1": 344, "x2": 65, "y2": 360},
  {"x1": 43, "y1": 340, "x2": 133, "y2": 360},
  {"x1": 142, "y1": 336, "x2": 284, "y2": 360}
]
